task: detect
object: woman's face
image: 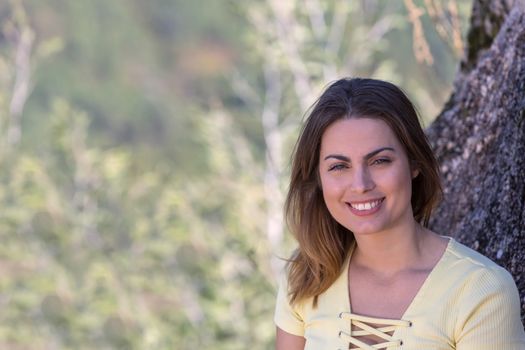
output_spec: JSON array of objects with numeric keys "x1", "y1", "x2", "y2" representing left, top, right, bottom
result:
[{"x1": 318, "y1": 117, "x2": 418, "y2": 236}]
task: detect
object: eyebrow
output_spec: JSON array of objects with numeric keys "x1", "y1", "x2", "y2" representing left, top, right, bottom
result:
[{"x1": 323, "y1": 147, "x2": 395, "y2": 162}]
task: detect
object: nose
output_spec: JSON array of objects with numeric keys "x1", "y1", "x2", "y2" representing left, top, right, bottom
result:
[{"x1": 349, "y1": 166, "x2": 375, "y2": 193}]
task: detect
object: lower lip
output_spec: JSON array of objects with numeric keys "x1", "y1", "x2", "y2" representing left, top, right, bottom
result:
[{"x1": 347, "y1": 199, "x2": 384, "y2": 217}]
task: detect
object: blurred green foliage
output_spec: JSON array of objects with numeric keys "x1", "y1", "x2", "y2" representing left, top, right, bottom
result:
[{"x1": 0, "y1": 0, "x2": 470, "y2": 348}]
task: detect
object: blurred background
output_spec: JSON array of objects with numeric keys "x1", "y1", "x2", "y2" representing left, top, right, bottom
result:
[{"x1": 0, "y1": 0, "x2": 470, "y2": 349}]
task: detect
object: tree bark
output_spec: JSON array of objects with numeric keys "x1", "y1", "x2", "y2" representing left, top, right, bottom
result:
[{"x1": 427, "y1": 0, "x2": 525, "y2": 324}]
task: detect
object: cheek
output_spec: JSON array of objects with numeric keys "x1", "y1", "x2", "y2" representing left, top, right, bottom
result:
[
  {"x1": 320, "y1": 175, "x2": 345, "y2": 196},
  {"x1": 320, "y1": 176, "x2": 347, "y2": 214},
  {"x1": 381, "y1": 167, "x2": 413, "y2": 198}
]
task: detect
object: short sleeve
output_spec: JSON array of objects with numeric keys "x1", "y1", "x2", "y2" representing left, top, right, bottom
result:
[
  {"x1": 274, "y1": 272, "x2": 305, "y2": 337},
  {"x1": 455, "y1": 267, "x2": 525, "y2": 349}
]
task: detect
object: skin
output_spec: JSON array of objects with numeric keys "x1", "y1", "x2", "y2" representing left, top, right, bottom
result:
[
  {"x1": 276, "y1": 117, "x2": 447, "y2": 349},
  {"x1": 275, "y1": 327, "x2": 305, "y2": 350},
  {"x1": 319, "y1": 117, "x2": 418, "y2": 239}
]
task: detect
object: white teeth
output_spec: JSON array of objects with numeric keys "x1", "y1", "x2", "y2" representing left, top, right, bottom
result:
[{"x1": 350, "y1": 199, "x2": 382, "y2": 211}]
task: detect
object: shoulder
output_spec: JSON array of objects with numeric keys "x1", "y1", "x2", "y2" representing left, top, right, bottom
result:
[
  {"x1": 429, "y1": 237, "x2": 520, "y2": 314},
  {"x1": 442, "y1": 240, "x2": 525, "y2": 346},
  {"x1": 274, "y1": 270, "x2": 310, "y2": 337},
  {"x1": 445, "y1": 238, "x2": 516, "y2": 287},
  {"x1": 442, "y1": 238, "x2": 520, "y2": 316},
  {"x1": 274, "y1": 260, "x2": 349, "y2": 333}
]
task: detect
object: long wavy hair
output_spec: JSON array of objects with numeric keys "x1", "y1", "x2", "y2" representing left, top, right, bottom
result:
[{"x1": 285, "y1": 78, "x2": 442, "y2": 306}]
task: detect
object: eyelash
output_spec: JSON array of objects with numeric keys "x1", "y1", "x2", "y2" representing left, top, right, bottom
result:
[
  {"x1": 372, "y1": 158, "x2": 391, "y2": 165},
  {"x1": 328, "y1": 163, "x2": 348, "y2": 172}
]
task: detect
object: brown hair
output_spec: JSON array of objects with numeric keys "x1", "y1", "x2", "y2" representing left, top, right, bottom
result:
[{"x1": 284, "y1": 78, "x2": 442, "y2": 306}]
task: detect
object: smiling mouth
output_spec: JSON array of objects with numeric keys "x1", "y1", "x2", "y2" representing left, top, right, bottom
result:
[{"x1": 347, "y1": 198, "x2": 385, "y2": 211}]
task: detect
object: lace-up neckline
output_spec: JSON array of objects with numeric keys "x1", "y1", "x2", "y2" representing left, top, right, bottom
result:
[
  {"x1": 336, "y1": 239, "x2": 451, "y2": 349},
  {"x1": 338, "y1": 312, "x2": 412, "y2": 349}
]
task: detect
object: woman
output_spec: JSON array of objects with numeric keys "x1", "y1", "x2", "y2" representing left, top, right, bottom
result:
[{"x1": 274, "y1": 78, "x2": 525, "y2": 349}]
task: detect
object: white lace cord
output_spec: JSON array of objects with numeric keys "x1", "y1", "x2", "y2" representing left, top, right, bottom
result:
[{"x1": 338, "y1": 312, "x2": 412, "y2": 349}]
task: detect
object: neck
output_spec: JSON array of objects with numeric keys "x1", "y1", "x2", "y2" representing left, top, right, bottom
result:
[{"x1": 351, "y1": 221, "x2": 430, "y2": 275}]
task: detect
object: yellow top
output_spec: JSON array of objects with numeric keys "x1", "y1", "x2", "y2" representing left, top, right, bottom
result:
[{"x1": 274, "y1": 237, "x2": 525, "y2": 349}]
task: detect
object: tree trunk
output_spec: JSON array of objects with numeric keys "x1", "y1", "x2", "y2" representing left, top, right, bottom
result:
[{"x1": 427, "y1": 0, "x2": 525, "y2": 324}]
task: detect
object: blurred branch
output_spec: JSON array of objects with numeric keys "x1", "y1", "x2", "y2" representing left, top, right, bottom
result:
[
  {"x1": 404, "y1": 0, "x2": 434, "y2": 65},
  {"x1": 424, "y1": 0, "x2": 449, "y2": 42},
  {"x1": 424, "y1": 0, "x2": 464, "y2": 57},
  {"x1": 268, "y1": 0, "x2": 313, "y2": 111},
  {"x1": 448, "y1": 1, "x2": 464, "y2": 56},
  {"x1": 323, "y1": 1, "x2": 350, "y2": 81},
  {"x1": 5, "y1": 0, "x2": 34, "y2": 147},
  {"x1": 261, "y1": 48, "x2": 284, "y2": 266},
  {"x1": 305, "y1": 0, "x2": 327, "y2": 39}
]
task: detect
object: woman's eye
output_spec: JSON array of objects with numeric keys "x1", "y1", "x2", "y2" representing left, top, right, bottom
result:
[
  {"x1": 372, "y1": 158, "x2": 391, "y2": 165},
  {"x1": 328, "y1": 163, "x2": 348, "y2": 171}
]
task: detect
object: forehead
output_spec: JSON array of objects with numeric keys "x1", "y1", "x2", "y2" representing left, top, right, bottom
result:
[{"x1": 320, "y1": 117, "x2": 402, "y2": 155}]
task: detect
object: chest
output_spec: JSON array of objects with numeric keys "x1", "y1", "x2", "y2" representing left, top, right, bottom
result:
[
  {"x1": 348, "y1": 267, "x2": 431, "y2": 320},
  {"x1": 299, "y1": 264, "x2": 459, "y2": 350}
]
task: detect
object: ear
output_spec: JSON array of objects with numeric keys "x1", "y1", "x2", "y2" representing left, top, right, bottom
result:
[{"x1": 410, "y1": 160, "x2": 420, "y2": 179}]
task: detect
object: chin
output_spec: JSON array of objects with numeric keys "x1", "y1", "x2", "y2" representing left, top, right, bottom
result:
[
  {"x1": 343, "y1": 222, "x2": 382, "y2": 236},
  {"x1": 351, "y1": 227, "x2": 383, "y2": 236}
]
